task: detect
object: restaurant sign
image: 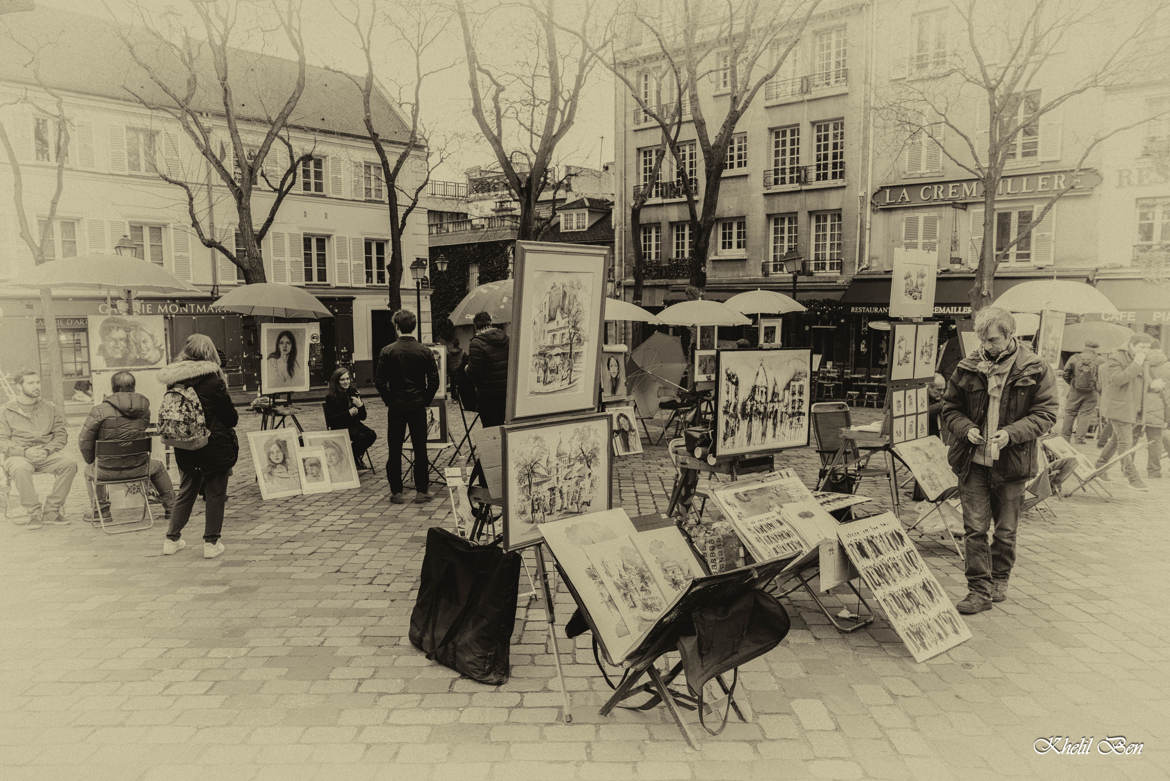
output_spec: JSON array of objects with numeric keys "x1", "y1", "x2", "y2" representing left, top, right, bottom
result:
[
  {"x1": 872, "y1": 169, "x2": 1101, "y2": 209},
  {"x1": 850, "y1": 304, "x2": 972, "y2": 315}
]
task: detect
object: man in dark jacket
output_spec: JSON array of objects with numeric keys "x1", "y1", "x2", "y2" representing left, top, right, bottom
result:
[
  {"x1": 79, "y1": 371, "x2": 176, "y2": 521},
  {"x1": 467, "y1": 311, "x2": 509, "y2": 426},
  {"x1": 1060, "y1": 340, "x2": 1101, "y2": 443},
  {"x1": 375, "y1": 309, "x2": 440, "y2": 503},
  {"x1": 940, "y1": 308, "x2": 1058, "y2": 615}
]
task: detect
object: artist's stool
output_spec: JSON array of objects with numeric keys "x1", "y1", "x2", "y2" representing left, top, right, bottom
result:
[{"x1": 845, "y1": 390, "x2": 860, "y2": 407}]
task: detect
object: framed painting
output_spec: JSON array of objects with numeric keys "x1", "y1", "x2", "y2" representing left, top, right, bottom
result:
[
  {"x1": 891, "y1": 323, "x2": 916, "y2": 381},
  {"x1": 425, "y1": 401, "x2": 448, "y2": 444},
  {"x1": 260, "y1": 323, "x2": 312, "y2": 394},
  {"x1": 502, "y1": 412, "x2": 612, "y2": 551},
  {"x1": 759, "y1": 318, "x2": 782, "y2": 348},
  {"x1": 302, "y1": 430, "x2": 361, "y2": 491},
  {"x1": 913, "y1": 322, "x2": 939, "y2": 380},
  {"x1": 296, "y1": 447, "x2": 332, "y2": 494},
  {"x1": 428, "y1": 344, "x2": 447, "y2": 400},
  {"x1": 714, "y1": 349, "x2": 811, "y2": 457},
  {"x1": 694, "y1": 349, "x2": 717, "y2": 383},
  {"x1": 88, "y1": 315, "x2": 167, "y2": 371},
  {"x1": 506, "y1": 242, "x2": 608, "y2": 422},
  {"x1": 890, "y1": 248, "x2": 938, "y2": 319},
  {"x1": 891, "y1": 388, "x2": 906, "y2": 417},
  {"x1": 247, "y1": 429, "x2": 303, "y2": 499},
  {"x1": 600, "y1": 345, "x2": 629, "y2": 402},
  {"x1": 698, "y1": 326, "x2": 717, "y2": 351},
  {"x1": 608, "y1": 405, "x2": 643, "y2": 456}
]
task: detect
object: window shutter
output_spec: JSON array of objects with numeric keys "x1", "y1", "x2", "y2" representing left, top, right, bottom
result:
[
  {"x1": 290, "y1": 234, "x2": 306, "y2": 285},
  {"x1": 76, "y1": 122, "x2": 95, "y2": 169},
  {"x1": 270, "y1": 231, "x2": 288, "y2": 284},
  {"x1": 1038, "y1": 112, "x2": 1062, "y2": 161},
  {"x1": 352, "y1": 161, "x2": 364, "y2": 199},
  {"x1": 108, "y1": 220, "x2": 127, "y2": 251},
  {"x1": 86, "y1": 219, "x2": 106, "y2": 253},
  {"x1": 108, "y1": 125, "x2": 126, "y2": 173},
  {"x1": 902, "y1": 214, "x2": 920, "y2": 248},
  {"x1": 329, "y1": 157, "x2": 344, "y2": 196},
  {"x1": 922, "y1": 214, "x2": 939, "y2": 253},
  {"x1": 163, "y1": 132, "x2": 180, "y2": 179},
  {"x1": 925, "y1": 125, "x2": 942, "y2": 172},
  {"x1": 335, "y1": 234, "x2": 350, "y2": 285},
  {"x1": 968, "y1": 207, "x2": 985, "y2": 268},
  {"x1": 350, "y1": 237, "x2": 365, "y2": 285},
  {"x1": 904, "y1": 131, "x2": 923, "y2": 175},
  {"x1": 172, "y1": 225, "x2": 192, "y2": 281},
  {"x1": 1031, "y1": 209, "x2": 1055, "y2": 267}
]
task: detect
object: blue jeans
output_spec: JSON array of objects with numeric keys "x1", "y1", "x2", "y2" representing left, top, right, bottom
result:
[{"x1": 959, "y1": 464, "x2": 1025, "y2": 599}]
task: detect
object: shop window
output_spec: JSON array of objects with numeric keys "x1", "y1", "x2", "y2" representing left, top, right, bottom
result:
[{"x1": 37, "y1": 326, "x2": 90, "y2": 384}]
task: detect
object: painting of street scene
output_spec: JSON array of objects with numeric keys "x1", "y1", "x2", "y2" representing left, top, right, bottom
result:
[
  {"x1": 529, "y1": 272, "x2": 590, "y2": 393},
  {"x1": 503, "y1": 414, "x2": 611, "y2": 550},
  {"x1": 716, "y1": 349, "x2": 811, "y2": 456}
]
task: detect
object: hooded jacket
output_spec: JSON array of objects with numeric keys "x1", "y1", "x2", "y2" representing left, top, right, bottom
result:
[
  {"x1": 0, "y1": 396, "x2": 66, "y2": 459},
  {"x1": 1099, "y1": 345, "x2": 1147, "y2": 424},
  {"x1": 78, "y1": 391, "x2": 152, "y2": 477},
  {"x1": 157, "y1": 360, "x2": 239, "y2": 474},
  {"x1": 467, "y1": 327, "x2": 509, "y2": 397},
  {"x1": 940, "y1": 341, "x2": 1058, "y2": 482}
]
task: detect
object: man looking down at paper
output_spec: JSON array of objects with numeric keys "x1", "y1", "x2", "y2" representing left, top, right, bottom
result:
[{"x1": 941, "y1": 307, "x2": 1057, "y2": 615}]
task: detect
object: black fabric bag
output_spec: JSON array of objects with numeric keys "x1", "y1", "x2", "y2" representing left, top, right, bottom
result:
[
  {"x1": 409, "y1": 527, "x2": 520, "y2": 685},
  {"x1": 677, "y1": 588, "x2": 791, "y2": 734}
]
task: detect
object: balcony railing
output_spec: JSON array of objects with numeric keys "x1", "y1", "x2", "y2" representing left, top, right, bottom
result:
[
  {"x1": 469, "y1": 174, "x2": 511, "y2": 195},
  {"x1": 642, "y1": 257, "x2": 694, "y2": 280},
  {"x1": 427, "y1": 214, "x2": 520, "y2": 236},
  {"x1": 632, "y1": 178, "x2": 697, "y2": 201},
  {"x1": 762, "y1": 163, "x2": 844, "y2": 189},
  {"x1": 427, "y1": 179, "x2": 469, "y2": 199},
  {"x1": 633, "y1": 99, "x2": 692, "y2": 125},
  {"x1": 764, "y1": 68, "x2": 848, "y2": 102}
]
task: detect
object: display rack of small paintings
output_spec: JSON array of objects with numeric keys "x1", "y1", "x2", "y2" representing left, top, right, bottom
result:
[
  {"x1": 428, "y1": 344, "x2": 447, "y2": 400},
  {"x1": 506, "y1": 242, "x2": 608, "y2": 422},
  {"x1": 890, "y1": 322, "x2": 939, "y2": 382},
  {"x1": 501, "y1": 412, "x2": 613, "y2": 551},
  {"x1": 715, "y1": 348, "x2": 811, "y2": 457},
  {"x1": 694, "y1": 349, "x2": 717, "y2": 384},
  {"x1": 600, "y1": 345, "x2": 629, "y2": 403},
  {"x1": 608, "y1": 405, "x2": 642, "y2": 456},
  {"x1": 249, "y1": 429, "x2": 362, "y2": 499},
  {"x1": 886, "y1": 382, "x2": 932, "y2": 445}
]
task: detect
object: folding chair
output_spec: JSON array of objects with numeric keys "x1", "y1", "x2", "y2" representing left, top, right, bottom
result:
[
  {"x1": 904, "y1": 486, "x2": 964, "y2": 560},
  {"x1": 1022, "y1": 449, "x2": 1070, "y2": 522},
  {"x1": 85, "y1": 438, "x2": 156, "y2": 534},
  {"x1": 810, "y1": 402, "x2": 886, "y2": 493},
  {"x1": 655, "y1": 395, "x2": 698, "y2": 445}
]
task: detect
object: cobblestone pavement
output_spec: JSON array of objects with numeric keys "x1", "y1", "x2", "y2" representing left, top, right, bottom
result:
[{"x1": 2, "y1": 401, "x2": 1169, "y2": 780}]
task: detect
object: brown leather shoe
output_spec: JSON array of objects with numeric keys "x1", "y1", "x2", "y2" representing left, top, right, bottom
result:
[
  {"x1": 991, "y1": 581, "x2": 1008, "y2": 603},
  {"x1": 956, "y1": 593, "x2": 992, "y2": 614}
]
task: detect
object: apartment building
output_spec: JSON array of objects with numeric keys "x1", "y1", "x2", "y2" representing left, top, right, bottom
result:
[{"x1": 0, "y1": 7, "x2": 430, "y2": 395}]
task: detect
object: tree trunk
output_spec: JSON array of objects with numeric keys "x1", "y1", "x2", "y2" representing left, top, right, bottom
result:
[
  {"x1": 38, "y1": 289, "x2": 65, "y2": 412},
  {"x1": 691, "y1": 222, "x2": 713, "y2": 290},
  {"x1": 969, "y1": 185, "x2": 998, "y2": 313},
  {"x1": 387, "y1": 188, "x2": 403, "y2": 311},
  {"x1": 630, "y1": 204, "x2": 646, "y2": 306}
]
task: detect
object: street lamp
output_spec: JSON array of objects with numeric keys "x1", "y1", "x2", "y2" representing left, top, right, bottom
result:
[
  {"x1": 434, "y1": 254, "x2": 448, "y2": 274},
  {"x1": 113, "y1": 234, "x2": 139, "y2": 314},
  {"x1": 409, "y1": 258, "x2": 428, "y2": 334},
  {"x1": 762, "y1": 249, "x2": 806, "y2": 301}
]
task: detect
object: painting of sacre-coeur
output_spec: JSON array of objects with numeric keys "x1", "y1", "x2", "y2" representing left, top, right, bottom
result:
[{"x1": 715, "y1": 349, "x2": 811, "y2": 457}]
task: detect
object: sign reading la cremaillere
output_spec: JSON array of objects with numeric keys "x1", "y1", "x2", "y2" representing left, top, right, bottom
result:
[{"x1": 872, "y1": 169, "x2": 1101, "y2": 209}]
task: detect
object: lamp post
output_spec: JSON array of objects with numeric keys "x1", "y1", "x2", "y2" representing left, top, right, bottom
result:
[
  {"x1": 408, "y1": 257, "x2": 429, "y2": 338},
  {"x1": 113, "y1": 234, "x2": 138, "y2": 314}
]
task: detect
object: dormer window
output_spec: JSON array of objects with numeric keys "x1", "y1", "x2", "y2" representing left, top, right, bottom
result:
[{"x1": 561, "y1": 210, "x2": 588, "y2": 232}]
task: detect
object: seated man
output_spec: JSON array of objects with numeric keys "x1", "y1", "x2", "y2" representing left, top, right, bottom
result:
[
  {"x1": 78, "y1": 371, "x2": 175, "y2": 521},
  {"x1": 1, "y1": 370, "x2": 77, "y2": 525}
]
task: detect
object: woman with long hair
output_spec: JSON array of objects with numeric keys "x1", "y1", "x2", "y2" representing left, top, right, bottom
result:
[
  {"x1": 158, "y1": 333, "x2": 239, "y2": 559},
  {"x1": 324, "y1": 367, "x2": 377, "y2": 466},
  {"x1": 266, "y1": 329, "x2": 301, "y2": 387}
]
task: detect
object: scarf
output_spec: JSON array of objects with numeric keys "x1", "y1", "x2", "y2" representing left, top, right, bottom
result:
[{"x1": 973, "y1": 338, "x2": 1018, "y2": 465}]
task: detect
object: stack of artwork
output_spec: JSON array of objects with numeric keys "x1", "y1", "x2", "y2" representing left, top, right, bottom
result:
[
  {"x1": 248, "y1": 429, "x2": 361, "y2": 500},
  {"x1": 715, "y1": 349, "x2": 811, "y2": 457}
]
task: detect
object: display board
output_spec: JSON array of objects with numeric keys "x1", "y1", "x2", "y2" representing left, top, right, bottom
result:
[
  {"x1": 600, "y1": 345, "x2": 629, "y2": 402},
  {"x1": 838, "y1": 512, "x2": 971, "y2": 662},
  {"x1": 714, "y1": 348, "x2": 811, "y2": 457},
  {"x1": 886, "y1": 381, "x2": 932, "y2": 445},
  {"x1": 260, "y1": 323, "x2": 312, "y2": 394}
]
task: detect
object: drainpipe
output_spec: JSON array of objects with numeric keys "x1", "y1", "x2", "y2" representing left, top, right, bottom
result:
[{"x1": 859, "y1": 0, "x2": 878, "y2": 274}]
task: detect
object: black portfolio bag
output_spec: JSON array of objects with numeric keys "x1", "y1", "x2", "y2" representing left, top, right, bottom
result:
[{"x1": 409, "y1": 527, "x2": 520, "y2": 685}]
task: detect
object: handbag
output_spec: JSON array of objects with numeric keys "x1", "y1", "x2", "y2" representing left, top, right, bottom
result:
[
  {"x1": 676, "y1": 588, "x2": 791, "y2": 734},
  {"x1": 408, "y1": 527, "x2": 521, "y2": 685}
]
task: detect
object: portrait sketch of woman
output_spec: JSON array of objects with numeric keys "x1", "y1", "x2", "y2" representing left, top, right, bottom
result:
[{"x1": 260, "y1": 324, "x2": 310, "y2": 393}]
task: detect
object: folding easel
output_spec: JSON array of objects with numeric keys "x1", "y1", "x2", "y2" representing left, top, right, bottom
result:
[
  {"x1": 446, "y1": 397, "x2": 480, "y2": 468},
  {"x1": 259, "y1": 392, "x2": 304, "y2": 432}
]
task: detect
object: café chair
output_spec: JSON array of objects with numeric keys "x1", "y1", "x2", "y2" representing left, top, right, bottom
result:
[{"x1": 84, "y1": 438, "x2": 155, "y2": 534}]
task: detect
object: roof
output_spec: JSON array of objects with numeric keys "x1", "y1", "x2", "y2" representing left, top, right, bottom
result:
[
  {"x1": 541, "y1": 211, "x2": 614, "y2": 246},
  {"x1": 559, "y1": 197, "x2": 613, "y2": 212},
  {"x1": 0, "y1": 7, "x2": 411, "y2": 144}
]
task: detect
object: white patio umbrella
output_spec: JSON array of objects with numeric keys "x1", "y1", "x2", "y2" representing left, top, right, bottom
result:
[
  {"x1": 604, "y1": 297, "x2": 659, "y2": 323},
  {"x1": 1013, "y1": 312, "x2": 1040, "y2": 337},
  {"x1": 21, "y1": 254, "x2": 199, "y2": 295},
  {"x1": 656, "y1": 299, "x2": 751, "y2": 327},
  {"x1": 723, "y1": 289, "x2": 806, "y2": 315},
  {"x1": 991, "y1": 280, "x2": 1119, "y2": 315},
  {"x1": 213, "y1": 283, "x2": 332, "y2": 319}
]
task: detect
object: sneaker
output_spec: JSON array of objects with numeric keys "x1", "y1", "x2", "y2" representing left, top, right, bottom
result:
[
  {"x1": 956, "y1": 593, "x2": 992, "y2": 614},
  {"x1": 162, "y1": 538, "x2": 187, "y2": 555},
  {"x1": 203, "y1": 541, "x2": 225, "y2": 559},
  {"x1": 991, "y1": 581, "x2": 1009, "y2": 603},
  {"x1": 390, "y1": 493, "x2": 406, "y2": 504},
  {"x1": 413, "y1": 490, "x2": 430, "y2": 503},
  {"x1": 83, "y1": 508, "x2": 111, "y2": 525},
  {"x1": 1128, "y1": 479, "x2": 1150, "y2": 493},
  {"x1": 44, "y1": 511, "x2": 70, "y2": 525}
]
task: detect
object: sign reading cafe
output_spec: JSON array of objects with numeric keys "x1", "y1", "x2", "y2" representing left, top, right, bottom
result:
[{"x1": 872, "y1": 169, "x2": 1101, "y2": 209}]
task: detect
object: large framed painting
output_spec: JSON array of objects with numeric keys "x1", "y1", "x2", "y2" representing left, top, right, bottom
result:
[
  {"x1": 428, "y1": 344, "x2": 447, "y2": 400},
  {"x1": 302, "y1": 430, "x2": 361, "y2": 491},
  {"x1": 247, "y1": 429, "x2": 303, "y2": 499},
  {"x1": 88, "y1": 315, "x2": 167, "y2": 371},
  {"x1": 715, "y1": 349, "x2": 811, "y2": 457},
  {"x1": 600, "y1": 345, "x2": 628, "y2": 402},
  {"x1": 502, "y1": 412, "x2": 612, "y2": 551},
  {"x1": 506, "y1": 241, "x2": 609, "y2": 422},
  {"x1": 260, "y1": 323, "x2": 312, "y2": 394},
  {"x1": 890, "y1": 248, "x2": 937, "y2": 319}
]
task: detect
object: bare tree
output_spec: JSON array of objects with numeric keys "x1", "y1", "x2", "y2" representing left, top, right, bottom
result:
[
  {"x1": 113, "y1": 0, "x2": 312, "y2": 284},
  {"x1": 880, "y1": 0, "x2": 1168, "y2": 310},
  {"x1": 0, "y1": 27, "x2": 71, "y2": 408},
  {"x1": 454, "y1": 0, "x2": 600, "y2": 242},
  {"x1": 331, "y1": 0, "x2": 452, "y2": 310}
]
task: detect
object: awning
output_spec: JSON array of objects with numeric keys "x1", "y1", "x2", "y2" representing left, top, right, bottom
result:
[
  {"x1": 841, "y1": 274, "x2": 1050, "y2": 316},
  {"x1": 1095, "y1": 278, "x2": 1170, "y2": 315}
]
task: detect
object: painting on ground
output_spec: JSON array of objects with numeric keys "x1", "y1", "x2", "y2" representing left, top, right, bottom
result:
[
  {"x1": 247, "y1": 429, "x2": 302, "y2": 500},
  {"x1": 715, "y1": 349, "x2": 811, "y2": 457},
  {"x1": 296, "y1": 447, "x2": 331, "y2": 494},
  {"x1": 506, "y1": 242, "x2": 608, "y2": 421},
  {"x1": 302, "y1": 431, "x2": 361, "y2": 491}
]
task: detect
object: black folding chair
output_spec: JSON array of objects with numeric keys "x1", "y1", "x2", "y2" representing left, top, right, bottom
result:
[
  {"x1": 810, "y1": 402, "x2": 885, "y2": 493},
  {"x1": 85, "y1": 438, "x2": 156, "y2": 534}
]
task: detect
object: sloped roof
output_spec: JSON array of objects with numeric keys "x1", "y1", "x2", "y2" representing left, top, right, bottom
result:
[
  {"x1": 559, "y1": 196, "x2": 614, "y2": 213},
  {"x1": 0, "y1": 7, "x2": 411, "y2": 143},
  {"x1": 542, "y1": 210, "x2": 614, "y2": 246}
]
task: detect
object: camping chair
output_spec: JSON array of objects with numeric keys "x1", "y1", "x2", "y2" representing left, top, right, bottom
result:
[
  {"x1": 1022, "y1": 448, "x2": 1071, "y2": 522},
  {"x1": 321, "y1": 403, "x2": 375, "y2": 470},
  {"x1": 810, "y1": 402, "x2": 886, "y2": 494},
  {"x1": 84, "y1": 438, "x2": 156, "y2": 534},
  {"x1": 904, "y1": 486, "x2": 964, "y2": 560},
  {"x1": 1040, "y1": 435, "x2": 1113, "y2": 499},
  {"x1": 655, "y1": 390, "x2": 701, "y2": 445}
]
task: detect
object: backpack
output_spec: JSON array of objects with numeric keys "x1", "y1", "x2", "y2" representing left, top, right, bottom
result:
[
  {"x1": 1072, "y1": 356, "x2": 1097, "y2": 392},
  {"x1": 158, "y1": 384, "x2": 210, "y2": 450}
]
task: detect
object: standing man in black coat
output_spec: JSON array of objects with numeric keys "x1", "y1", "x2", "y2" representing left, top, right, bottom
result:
[
  {"x1": 467, "y1": 311, "x2": 509, "y2": 426},
  {"x1": 375, "y1": 309, "x2": 440, "y2": 504}
]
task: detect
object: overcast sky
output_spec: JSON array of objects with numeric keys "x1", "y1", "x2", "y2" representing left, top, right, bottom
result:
[{"x1": 41, "y1": 0, "x2": 617, "y2": 180}]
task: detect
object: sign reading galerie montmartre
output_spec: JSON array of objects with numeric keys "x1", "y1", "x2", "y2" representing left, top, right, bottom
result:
[{"x1": 872, "y1": 169, "x2": 1102, "y2": 209}]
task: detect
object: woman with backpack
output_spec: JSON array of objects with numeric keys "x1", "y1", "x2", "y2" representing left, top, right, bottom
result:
[{"x1": 157, "y1": 334, "x2": 239, "y2": 559}]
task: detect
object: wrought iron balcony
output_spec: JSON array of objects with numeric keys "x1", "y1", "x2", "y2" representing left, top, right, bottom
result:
[
  {"x1": 642, "y1": 256, "x2": 694, "y2": 280},
  {"x1": 426, "y1": 180, "x2": 469, "y2": 198},
  {"x1": 762, "y1": 163, "x2": 844, "y2": 189},
  {"x1": 765, "y1": 68, "x2": 847, "y2": 102},
  {"x1": 427, "y1": 214, "x2": 520, "y2": 236},
  {"x1": 632, "y1": 178, "x2": 697, "y2": 201}
]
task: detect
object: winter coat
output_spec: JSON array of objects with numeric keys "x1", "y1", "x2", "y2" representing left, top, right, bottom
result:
[
  {"x1": 940, "y1": 342, "x2": 1058, "y2": 482},
  {"x1": 467, "y1": 327, "x2": 509, "y2": 397},
  {"x1": 78, "y1": 391, "x2": 152, "y2": 478},
  {"x1": 157, "y1": 360, "x2": 239, "y2": 475},
  {"x1": 0, "y1": 396, "x2": 67, "y2": 459},
  {"x1": 1062, "y1": 351, "x2": 1101, "y2": 393},
  {"x1": 374, "y1": 337, "x2": 439, "y2": 410},
  {"x1": 1098, "y1": 346, "x2": 1146, "y2": 424},
  {"x1": 324, "y1": 388, "x2": 368, "y2": 431},
  {"x1": 1142, "y1": 352, "x2": 1170, "y2": 429}
]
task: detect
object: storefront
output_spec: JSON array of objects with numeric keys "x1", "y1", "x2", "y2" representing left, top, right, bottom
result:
[{"x1": 1095, "y1": 276, "x2": 1170, "y2": 352}]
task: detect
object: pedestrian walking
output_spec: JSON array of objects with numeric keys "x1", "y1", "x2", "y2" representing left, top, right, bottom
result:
[
  {"x1": 375, "y1": 309, "x2": 440, "y2": 504},
  {"x1": 466, "y1": 311, "x2": 509, "y2": 426},
  {"x1": 157, "y1": 334, "x2": 239, "y2": 559},
  {"x1": 940, "y1": 308, "x2": 1057, "y2": 615},
  {"x1": 324, "y1": 367, "x2": 377, "y2": 466},
  {"x1": 1060, "y1": 340, "x2": 1102, "y2": 444},
  {"x1": 0, "y1": 369, "x2": 76, "y2": 526},
  {"x1": 1141, "y1": 349, "x2": 1169, "y2": 479},
  {"x1": 1095, "y1": 332, "x2": 1155, "y2": 491}
]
